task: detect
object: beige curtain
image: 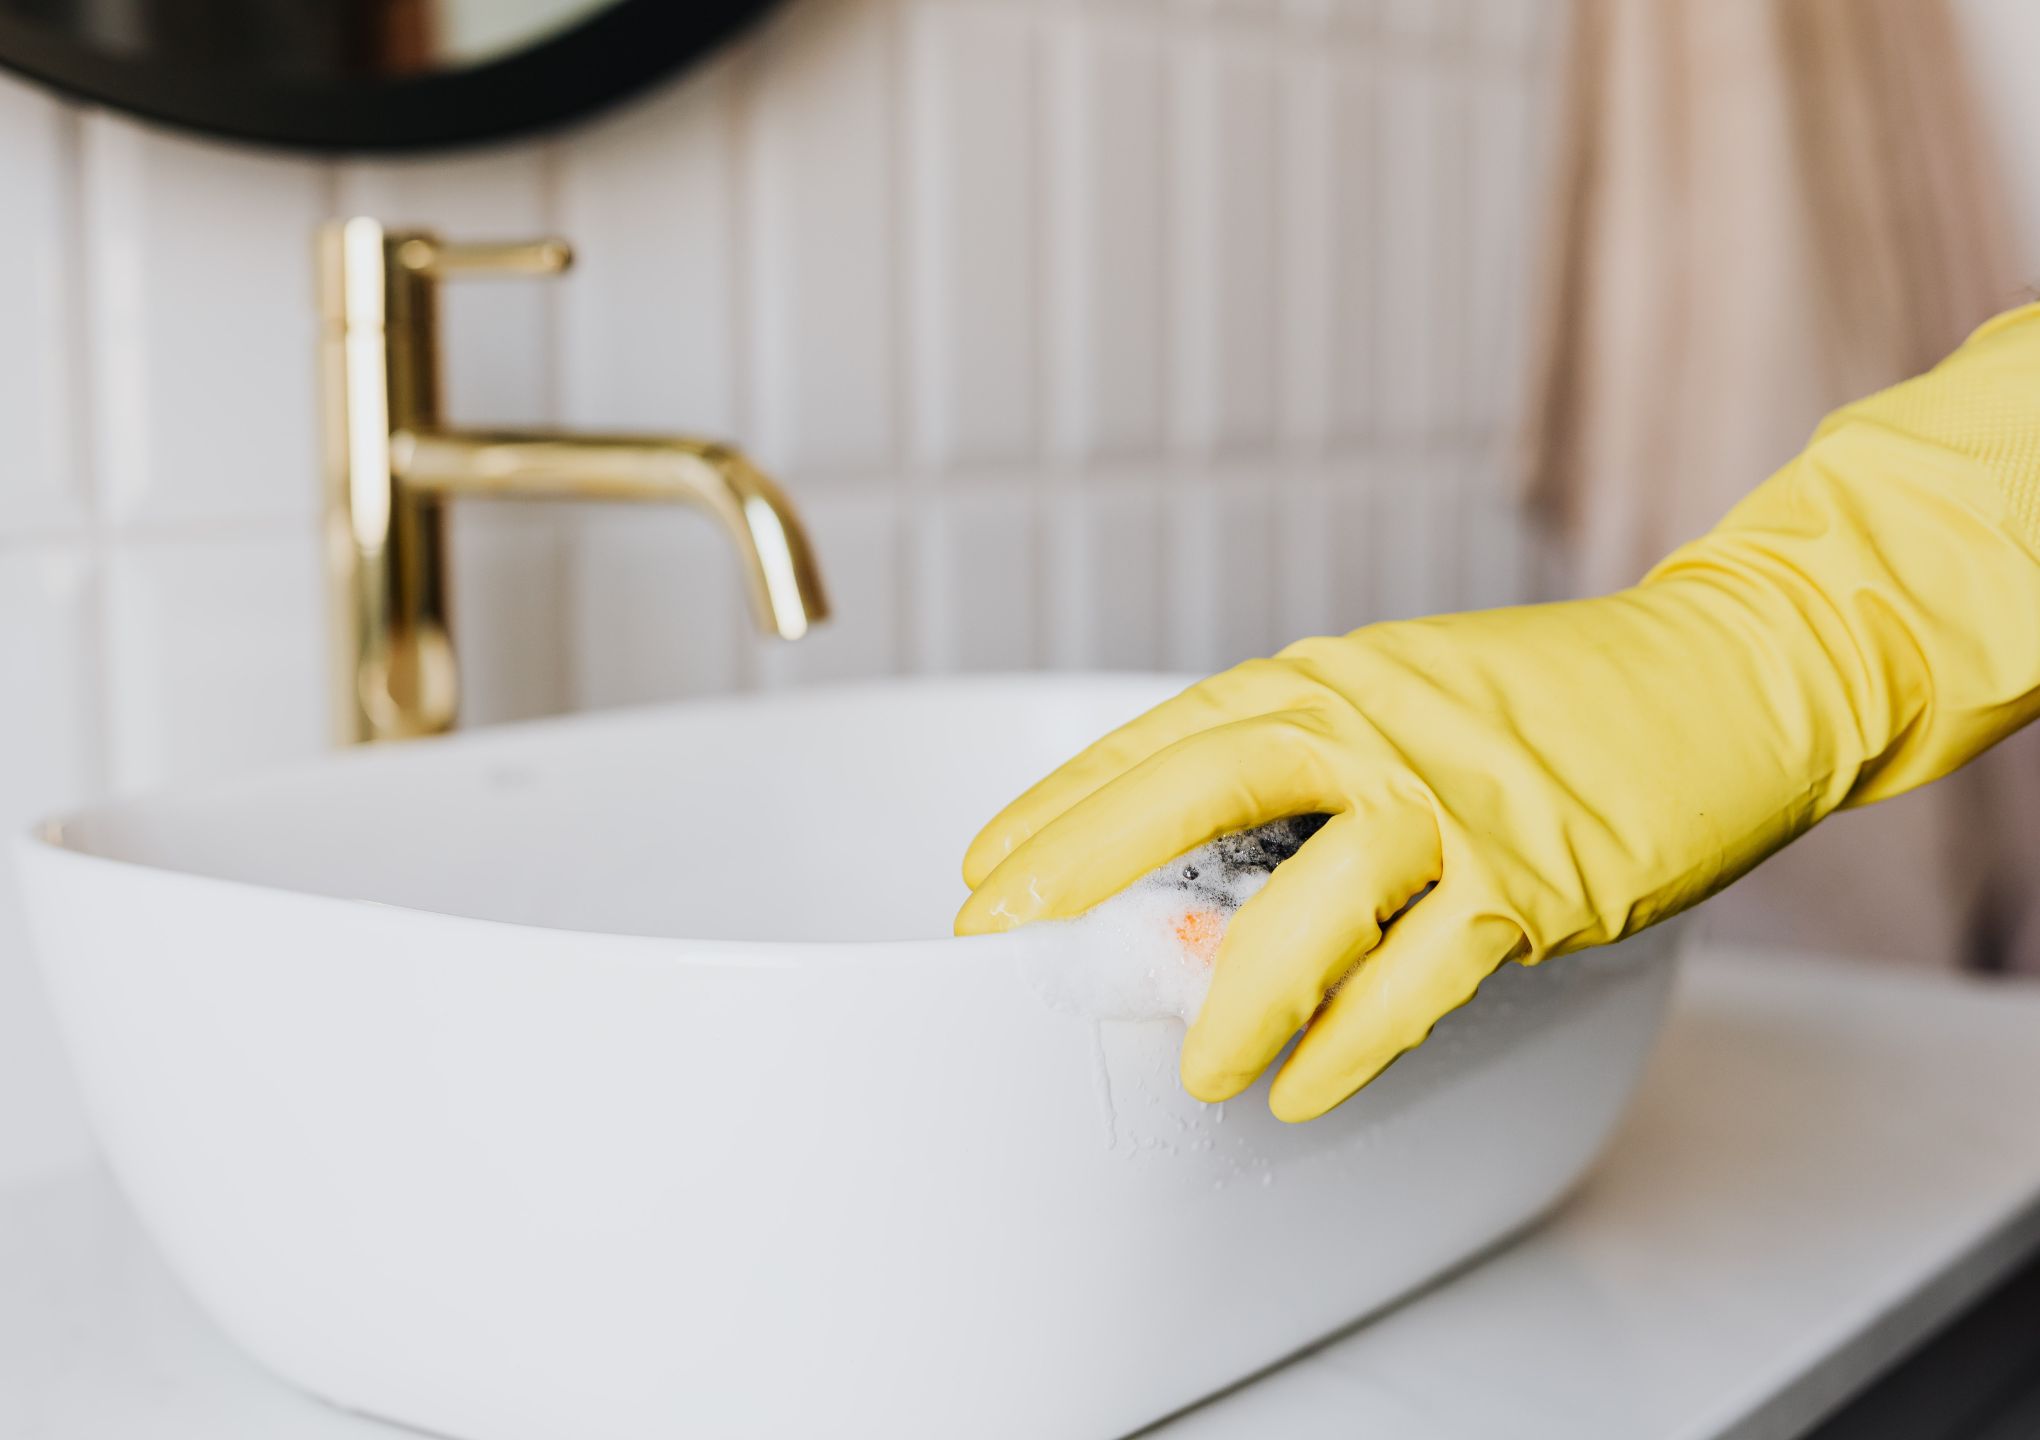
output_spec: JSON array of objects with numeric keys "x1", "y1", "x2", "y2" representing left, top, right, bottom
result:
[{"x1": 1523, "y1": 0, "x2": 2040, "y2": 972}]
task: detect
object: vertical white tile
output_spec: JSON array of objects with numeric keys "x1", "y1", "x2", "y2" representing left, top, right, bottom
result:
[
  {"x1": 444, "y1": 522, "x2": 567, "y2": 726},
  {"x1": 1326, "y1": 57, "x2": 1376, "y2": 443},
  {"x1": 1379, "y1": 0, "x2": 1460, "y2": 41},
  {"x1": 0, "y1": 78, "x2": 81, "y2": 536},
  {"x1": 446, "y1": 501, "x2": 573, "y2": 727},
  {"x1": 1045, "y1": 18, "x2": 1165, "y2": 461},
  {"x1": 1367, "y1": 450, "x2": 1458, "y2": 621},
  {"x1": 82, "y1": 115, "x2": 325, "y2": 527},
  {"x1": 0, "y1": 548, "x2": 100, "y2": 1182},
  {"x1": 0, "y1": 549, "x2": 101, "y2": 838},
  {"x1": 337, "y1": 146, "x2": 572, "y2": 725},
  {"x1": 1465, "y1": 492, "x2": 1532, "y2": 612},
  {"x1": 1279, "y1": 38, "x2": 1334, "y2": 452},
  {"x1": 1164, "y1": 480, "x2": 1220, "y2": 673},
  {"x1": 103, "y1": 532, "x2": 326, "y2": 793},
  {"x1": 556, "y1": 63, "x2": 740, "y2": 437},
  {"x1": 567, "y1": 506, "x2": 748, "y2": 707},
  {"x1": 1372, "y1": 51, "x2": 1449, "y2": 439},
  {"x1": 1464, "y1": 0, "x2": 1544, "y2": 55},
  {"x1": 1467, "y1": 37, "x2": 1560, "y2": 438},
  {"x1": 911, "y1": 485, "x2": 1037, "y2": 671},
  {"x1": 755, "y1": 490, "x2": 902, "y2": 687},
  {"x1": 1276, "y1": 474, "x2": 1336, "y2": 640},
  {"x1": 907, "y1": 3, "x2": 1038, "y2": 467},
  {"x1": 1225, "y1": 478, "x2": 1285, "y2": 661},
  {"x1": 1165, "y1": 473, "x2": 1278, "y2": 671},
  {"x1": 1170, "y1": 32, "x2": 1283, "y2": 454},
  {"x1": 1046, "y1": 477, "x2": 1167, "y2": 670},
  {"x1": 1463, "y1": 67, "x2": 1534, "y2": 431},
  {"x1": 1325, "y1": 458, "x2": 1377, "y2": 630},
  {"x1": 743, "y1": 0, "x2": 898, "y2": 474},
  {"x1": 1321, "y1": 456, "x2": 1370, "y2": 624},
  {"x1": 1462, "y1": 446, "x2": 1533, "y2": 611},
  {"x1": 1213, "y1": 45, "x2": 1283, "y2": 455}
]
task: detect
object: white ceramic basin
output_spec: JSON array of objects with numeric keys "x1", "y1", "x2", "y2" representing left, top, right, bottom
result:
[{"x1": 13, "y1": 675, "x2": 1679, "y2": 1440}]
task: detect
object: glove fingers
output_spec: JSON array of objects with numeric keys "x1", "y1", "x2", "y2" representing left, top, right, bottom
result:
[
  {"x1": 954, "y1": 711, "x2": 1345, "y2": 935},
  {"x1": 1268, "y1": 891, "x2": 1522, "y2": 1123},
  {"x1": 1180, "y1": 804, "x2": 1440, "y2": 1103},
  {"x1": 960, "y1": 666, "x2": 1312, "y2": 888}
]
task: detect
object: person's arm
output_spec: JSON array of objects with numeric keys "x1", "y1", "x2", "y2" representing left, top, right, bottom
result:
[{"x1": 956, "y1": 301, "x2": 2040, "y2": 1122}]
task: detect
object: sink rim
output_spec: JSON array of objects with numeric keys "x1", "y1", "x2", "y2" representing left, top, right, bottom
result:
[
  {"x1": 17, "y1": 671, "x2": 1202, "y2": 957},
  {"x1": 15, "y1": 671, "x2": 1684, "y2": 1437}
]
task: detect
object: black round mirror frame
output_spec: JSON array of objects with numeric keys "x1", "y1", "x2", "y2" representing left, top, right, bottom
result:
[{"x1": 0, "y1": 0, "x2": 783, "y2": 152}]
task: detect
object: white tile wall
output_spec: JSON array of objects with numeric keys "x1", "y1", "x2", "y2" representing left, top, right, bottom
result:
[
  {"x1": 910, "y1": 481, "x2": 1038, "y2": 669},
  {"x1": 753, "y1": 489, "x2": 904, "y2": 686},
  {"x1": 102, "y1": 533, "x2": 326, "y2": 792},
  {"x1": 1277, "y1": 26, "x2": 1334, "y2": 452},
  {"x1": 743, "y1": 0, "x2": 899, "y2": 475},
  {"x1": 1953, "y1": 0, "x2": 2040, "y2": 281},
  {"x1": 1046, "y1": 474, "x2": 1167, "y2": 669},
  {"x1": 0, "y1": 0, "x2": 1564, "y2": 1177},
  {"x1": 556, "y1": 68, "x2": 742, "y2": 438},
  {"x1": 1165, "y1": 471, "x2": 1283, "y2": 670},
  {"x1": 1274, "y1": 470, "x2": 1336, "y2": 639},
  {"x1": 82, "y1": 117, "x2": 326, "y2": 528},
  {"x1": 0, "y1": 82, "x2": 81, "y2": 539},
  {"x1": 906, "y1": 3, "x2": 1039, "y2": 468},
  {"x1": 1045, "y1": 18, "x2": 1166, "y2": 462},
  {"x1": 1169, "y1": 25, "x2": 1285, "y2": 456},
  {"x1": 567, "y1": 505, "x2": 751, "y2": 705},
  {"x1": 1373, "y1": 41, "x2": 1452, "y2": 438}
]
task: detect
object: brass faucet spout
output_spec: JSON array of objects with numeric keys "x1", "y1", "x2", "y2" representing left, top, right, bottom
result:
[
  {"x1": 319, "y1": 217, "x2": 829, "y2": 744},
  {"x1": 392, "y1": 429, "x2": 829, "y2": 641}
]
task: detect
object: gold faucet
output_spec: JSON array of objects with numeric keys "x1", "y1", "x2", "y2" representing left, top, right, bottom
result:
[{"x1": 318, "y1": 218, "x2": 828, "y2": 744}]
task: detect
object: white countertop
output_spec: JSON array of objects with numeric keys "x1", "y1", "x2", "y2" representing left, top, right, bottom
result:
[{"x1": 5, "y1": 948, "x2": 2040, "y2": 1440}]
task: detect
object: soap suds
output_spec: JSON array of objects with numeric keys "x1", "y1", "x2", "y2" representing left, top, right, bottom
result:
[{"x1": 1015, "y1": 814, "x2": 1330, "y2": 1023}]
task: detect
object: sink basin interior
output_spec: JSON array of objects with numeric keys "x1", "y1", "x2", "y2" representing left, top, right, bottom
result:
[{"x1": 52, "y1": 676, "x2": 1179, "y2": 944}]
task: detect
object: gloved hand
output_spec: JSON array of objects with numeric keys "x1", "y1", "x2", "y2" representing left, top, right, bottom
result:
[{"x1": 957, "y1": 302, "x2": 2040, "y2": 1121}]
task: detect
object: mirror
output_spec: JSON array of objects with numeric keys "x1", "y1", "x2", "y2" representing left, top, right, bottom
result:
[{"x1": 0, "y1": 0, "x2": 782, "y2": 150}]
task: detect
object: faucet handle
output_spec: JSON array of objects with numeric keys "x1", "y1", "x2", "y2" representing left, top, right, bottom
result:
[{"x1": 392, "y1": 236, "x2": 573, "y2": 280}]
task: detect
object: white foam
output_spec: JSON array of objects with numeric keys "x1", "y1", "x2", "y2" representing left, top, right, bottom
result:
[{"x1": 1014, "y1": 834, "x2": 1286, "y2": 1024}]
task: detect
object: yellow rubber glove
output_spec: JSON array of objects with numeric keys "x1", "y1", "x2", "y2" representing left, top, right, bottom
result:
[{"x1": 957, "y1": 301, "x2": 2040, "y2": 1122}]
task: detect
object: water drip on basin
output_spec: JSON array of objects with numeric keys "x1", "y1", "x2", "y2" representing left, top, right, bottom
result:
[{"x1": 1088, "y1": 1018, "x2": 1118, "y2": 1152}]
